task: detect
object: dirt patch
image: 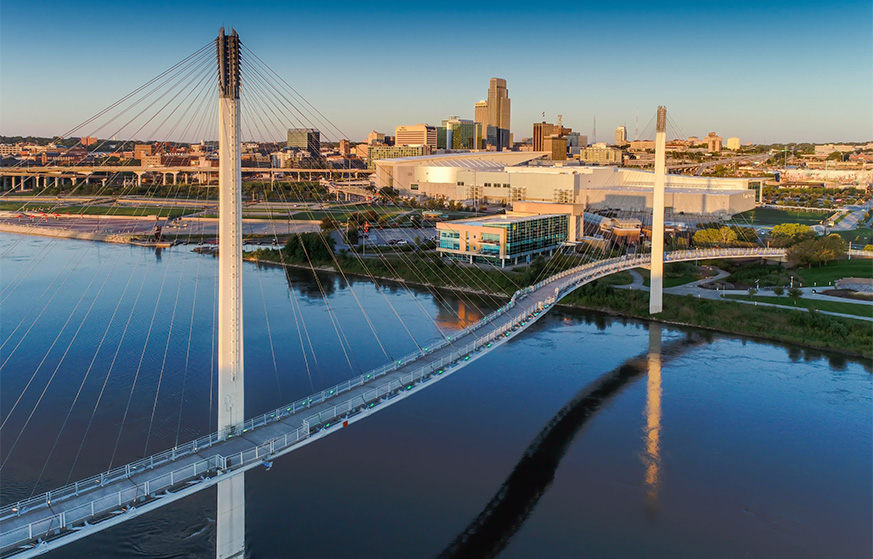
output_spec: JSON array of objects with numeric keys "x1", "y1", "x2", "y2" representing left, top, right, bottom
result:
[{"x1": 821, "y1": 289, "x2": 873, "y2": 302}]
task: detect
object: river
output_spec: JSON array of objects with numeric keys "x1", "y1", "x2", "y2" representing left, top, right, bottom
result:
[{"x1": 1, "y1": 233, "x2": 870, "y2": 558}]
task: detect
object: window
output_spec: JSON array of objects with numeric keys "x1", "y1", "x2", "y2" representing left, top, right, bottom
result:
[
  {"x1": 410, "y1": 184, "x2": 419, "y2": 190},
  {"x1": 457, "y1": 181, "x2": 464, "y2": 186}
]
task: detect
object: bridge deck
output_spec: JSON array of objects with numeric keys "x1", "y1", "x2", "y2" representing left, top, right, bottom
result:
[{"x1": 0, "y1": 248, "x2": 787, "y2": 557}]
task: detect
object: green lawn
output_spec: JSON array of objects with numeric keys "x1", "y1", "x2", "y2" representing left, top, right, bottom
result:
[
  {"x1": 637, "y1": 262, "x2": 708, "y2": 288},
  {"x1": 723, "y1": 294, "x2": 872, "y2": 318},
  {"x1": 0, "y1": 201, "x2": 55, "y2": 211},
  {"x1": 728, "y1": 207, "x2": 831, "y2": 226},
  {"x1": 601, "y1": 271, "x2": 634, "y2": 286},
  {"x1": 793, "y1": 259, "x2": 873, "y2": 286},
  {"x1": 836, "y1": 227, "x2": 873, "y2": 246}
]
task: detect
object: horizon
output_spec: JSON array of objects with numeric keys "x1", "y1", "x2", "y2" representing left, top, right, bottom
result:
[{"x1": 1, "y1": 1, "x2": 871, "y2": 145}]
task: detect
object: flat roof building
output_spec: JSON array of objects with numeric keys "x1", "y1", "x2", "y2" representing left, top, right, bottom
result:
[
  {"x1": 287, "y1": 128, "x2": 321, "y2": 157},
  {"x1": 374, "y1": 152, "x2": 760, "y2": 216},
  {"x1": 437, "y1": 211, "x2": 568, "y2": 266},
  {"x1": 576, "y1": 146, "x2": 622, "y2": 165},
  {"x1": 615, "y1": 126, "x2": 627, "y2": 146},
  {"x1": 395, "y1": 124, "x2": 437, "y2": 150},
  {"x1": 367, "y1": 145, "x2": 432, "y2": 169}
]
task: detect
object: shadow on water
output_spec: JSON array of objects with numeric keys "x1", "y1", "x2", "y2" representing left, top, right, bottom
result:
[{"x1": 436, "y1": 329, "x2": 704, "y2": 559}]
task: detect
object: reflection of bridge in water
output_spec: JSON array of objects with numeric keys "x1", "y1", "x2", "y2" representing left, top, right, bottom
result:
[
  {"x1": 0, "y1": 27, "x2": 819, "y2": 559},
  {"x1": 0, "y1": 247, "x2": 785, "y2": 558}
]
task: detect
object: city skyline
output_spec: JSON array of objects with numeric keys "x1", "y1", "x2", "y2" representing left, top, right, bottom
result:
[{"x1": 1, "y1": 0, "x2": 871, "y2": 144}]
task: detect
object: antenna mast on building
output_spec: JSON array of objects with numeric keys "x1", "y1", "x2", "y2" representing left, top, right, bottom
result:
[{"x1": 592, "y1": 116, "x2": 596, "y2": 144}]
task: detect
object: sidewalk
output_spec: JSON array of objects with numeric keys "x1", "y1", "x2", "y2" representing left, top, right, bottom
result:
[{"x1": 614, "y1": 265, "x2": 872, "y2": 322}]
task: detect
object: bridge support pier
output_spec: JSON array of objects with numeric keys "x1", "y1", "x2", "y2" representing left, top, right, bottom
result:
[{"x1": 649, "y1": 106, "x2": 667, "y2": 315}]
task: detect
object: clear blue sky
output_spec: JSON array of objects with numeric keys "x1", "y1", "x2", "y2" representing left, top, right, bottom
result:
[{"x1": 1, "y1": 0, "x2": 870, "y2": 144}]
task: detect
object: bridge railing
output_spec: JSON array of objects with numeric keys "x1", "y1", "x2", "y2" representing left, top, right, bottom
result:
[
  {"x1": 0, "y1": 455, "x2": 223, "y2": 553},
  {"x1": 0, "y1": 301, "x2": 523, "y2": 531},
  {"x1": 2, "y1": 247, "x2": 793, "y2": 553},
  {"x1": 0, "y1": 248, "x2": 784, "y2": 540},
  {"x1": 232, "y1": 300, "x2": 518, "y2": 438}
]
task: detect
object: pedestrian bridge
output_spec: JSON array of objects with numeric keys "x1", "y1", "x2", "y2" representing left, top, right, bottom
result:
[{"x1": 0, "y1": 247, "x2": 787, "y2": 558}]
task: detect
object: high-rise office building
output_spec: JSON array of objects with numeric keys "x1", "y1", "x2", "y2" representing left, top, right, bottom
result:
[
  {"x1": 473, "y1": 101, "x2": 488, "y2": 149},
  {"x1": 339, "y1": 139, "x2": 351, "y2": 157},
  {"x1": 615, "y1": 126, "x2": 627, "y2": 146},
  {"x1": 287, "y1": 128, "x2": 321, "y2": 157},
  {"x1": 438, "y1": 117, "x2": 481, "y2": 150},
  {"x1": 395, "y1": 124, "x2": 437, "y2": 149},
  {"x1": 473, "y1": 78, "x2": 511, "y2": 151}
]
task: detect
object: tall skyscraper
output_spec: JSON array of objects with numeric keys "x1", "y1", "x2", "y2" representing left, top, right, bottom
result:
[
  {"x1": 615, "y1": 125, "x2": 627, "y2": 146},
  {"x1": 473, "y1": 78, "x2": 511, "y2": 151}
]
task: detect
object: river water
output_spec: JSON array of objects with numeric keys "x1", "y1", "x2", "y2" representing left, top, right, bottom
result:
[{"x1": 1, "y1": 233, "x2": 870, "y2": 559}]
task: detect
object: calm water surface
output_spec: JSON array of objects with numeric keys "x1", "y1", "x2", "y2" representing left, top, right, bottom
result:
[{"x1": 1, "y1": 233, "x2": 870, "y2": 558}]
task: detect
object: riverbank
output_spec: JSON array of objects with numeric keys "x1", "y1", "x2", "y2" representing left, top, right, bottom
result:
[
  {"x1": 247, "y1": 249, "x2": 872, "y2": 359},
  {"x1": 0, "y1": 222, "x2": 132, "y2": 243}
]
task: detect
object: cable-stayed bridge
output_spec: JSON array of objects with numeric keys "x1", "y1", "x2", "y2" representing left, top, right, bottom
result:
[
  {"x1": 0, "y1": 247, "x2": 785, "y2": 558},
  {"x1": 2, "y1": 27, "x2": 844, "y2": 559}
]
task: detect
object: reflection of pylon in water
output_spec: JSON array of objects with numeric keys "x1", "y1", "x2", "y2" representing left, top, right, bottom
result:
[{"x1": 644, "y1": 325, "x2": 662, "y2": 515}]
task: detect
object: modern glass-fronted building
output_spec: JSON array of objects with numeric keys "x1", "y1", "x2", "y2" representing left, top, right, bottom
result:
[{"x1": 437, "y1": 213, "x2": 568, "y2": 266}]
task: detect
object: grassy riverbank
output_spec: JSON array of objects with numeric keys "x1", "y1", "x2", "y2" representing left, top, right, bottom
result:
[
  {"x1": 561, "y1": 283, "x2": 871, "y2": 358},
  {"x1": 723, "y1": 294, "x2": 872, "y2": 318},
  {"x1": 249, "y1": 243, "x2": 872, "y2": 358}
]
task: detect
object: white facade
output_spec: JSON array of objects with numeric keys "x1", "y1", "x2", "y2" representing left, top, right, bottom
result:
[{"x1": 375, "y1": 153, "x2": 760, "y2": 216}]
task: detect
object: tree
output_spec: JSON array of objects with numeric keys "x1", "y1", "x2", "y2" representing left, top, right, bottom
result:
[
  {"x1": 345, "y1": 227, "x2": 359, "y2": 246},
  {"x1": 747, "y1": 287, "x2": 758, "y2": 296},
  {"x1": 787, "y1": 287, "x2": 802, "y2": 299},
  {"x1": 787, "y1": 234, "x2": 847, "y2": 267},
  {"x1": 320, "y1": 217, "x2": 339, "y2": 232},
  {"x1": 378, "y1": 186, "x2": 398, "y2": 199},
  {"x1": 770, "y1": 223, "x2": 815, "y2": 247},
  {"x1": 667, "y1": 236, "x2": 689, "y2": 251},
  {"x1": 730, "y1": 226, "x2": 759, "y2": 244},
  {"x1": 283, "y1": 232, "x2": 335, "y2": 262},
  {"x1": 693, "y1": 226, "x2": 737, "y2": 247},
  {"x1": 816, "y1": 234, "x2": 848, "y2": 262},
  {"x1": 773, "y1": 286, "x2": 785, "y2": 297}
]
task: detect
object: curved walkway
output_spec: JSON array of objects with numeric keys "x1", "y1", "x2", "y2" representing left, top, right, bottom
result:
[{"x1": 0, "y1": 247, "x2": 787, "y2": 558}]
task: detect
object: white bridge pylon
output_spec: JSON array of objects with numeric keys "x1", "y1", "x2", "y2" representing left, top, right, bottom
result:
[
  {"x1": 216, "y1": 27, "x2": 245, "y2": 559},
  {"x1": 0, "y1": 247, "x2": 787, "y2": 559}
]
